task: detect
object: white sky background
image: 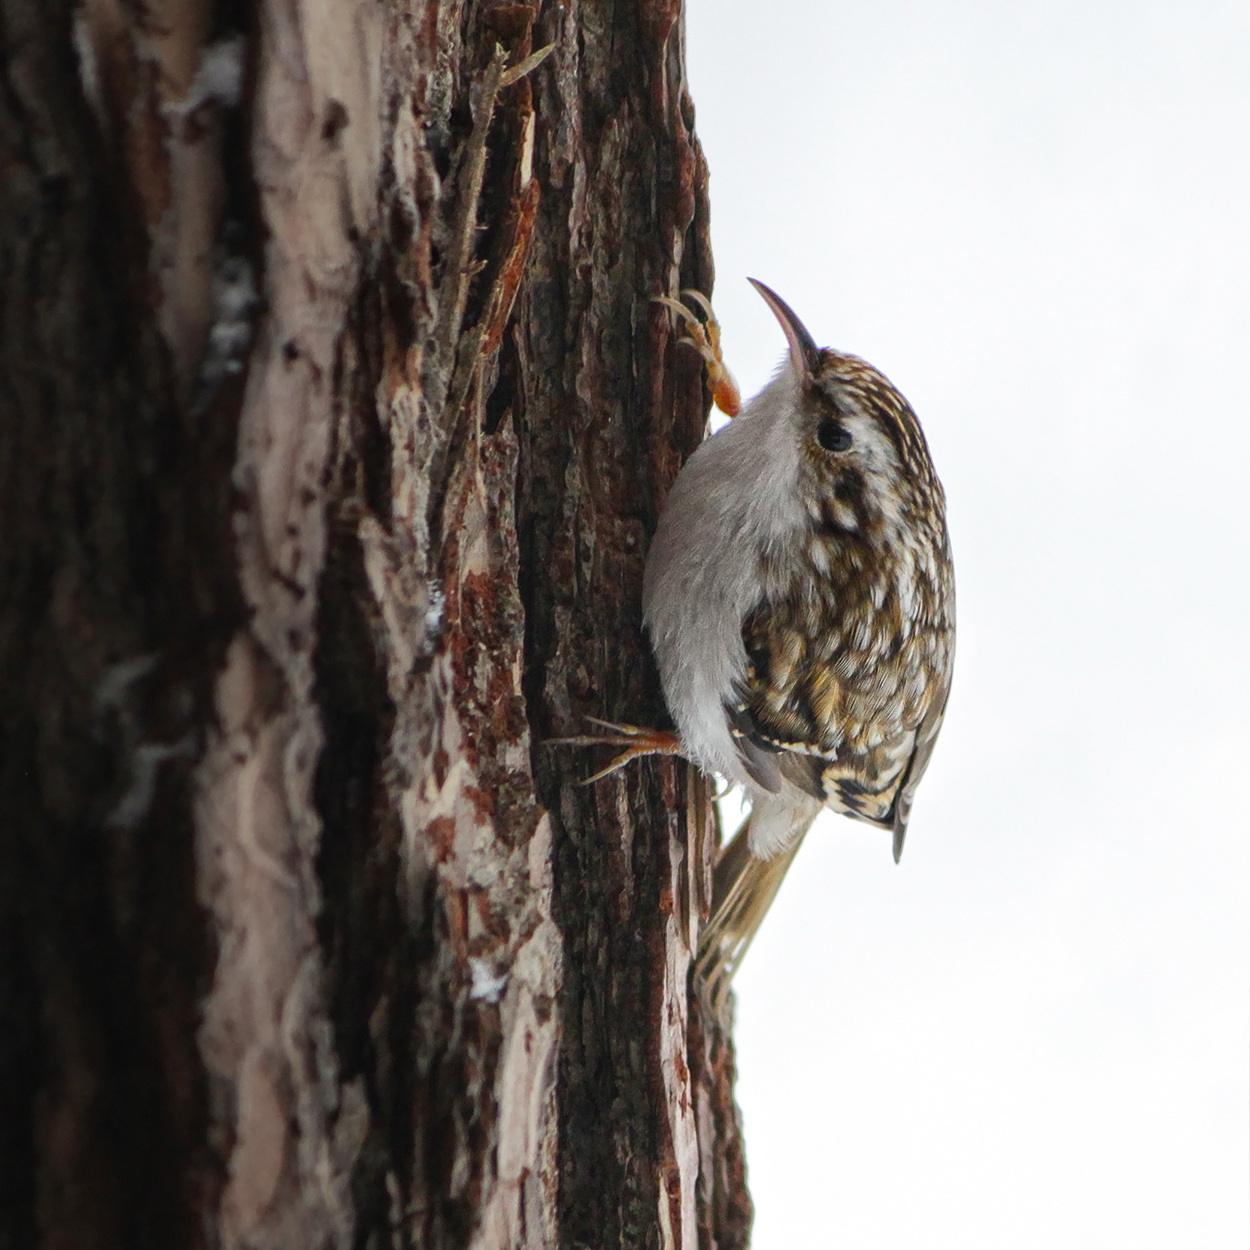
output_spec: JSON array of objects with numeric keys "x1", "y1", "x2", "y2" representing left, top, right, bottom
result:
[{"x1": 683, "y1": 1, "x2": 1250, "y2": 1245}]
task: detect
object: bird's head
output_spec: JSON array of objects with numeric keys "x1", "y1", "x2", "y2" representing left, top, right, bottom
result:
[{"x1": 748, "y1": 278, "x2": 946, "y2": 545}]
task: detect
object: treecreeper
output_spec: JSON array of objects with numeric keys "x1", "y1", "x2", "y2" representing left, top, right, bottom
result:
[{"x1": 561, "y1": 279, "x2": 955, "y2": 1006}]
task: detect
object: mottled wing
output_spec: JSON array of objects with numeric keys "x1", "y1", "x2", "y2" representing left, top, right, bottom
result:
[
  {"x1": 887, "y1": 658, "x2": 953, "y2": 858},
  {"x1": 728, "y1": 594, "x2": 949, "y2": 835}
]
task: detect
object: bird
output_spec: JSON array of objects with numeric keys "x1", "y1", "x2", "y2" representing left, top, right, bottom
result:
[{"x1": 563, "y1": 279, "x2": 955, "y2": 1005}]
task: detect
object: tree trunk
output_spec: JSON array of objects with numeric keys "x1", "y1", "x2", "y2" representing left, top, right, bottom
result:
[{"x1": 0, "y1": 0, "x2": 751, "y2": 1246}]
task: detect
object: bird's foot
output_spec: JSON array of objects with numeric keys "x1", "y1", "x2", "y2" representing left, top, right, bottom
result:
[
  {"x1": 654, "y1": 290, "x2": 741, "y2": 418},
  {"x1": 548, "y1": 717, "x2": 684, "y2": 783}
]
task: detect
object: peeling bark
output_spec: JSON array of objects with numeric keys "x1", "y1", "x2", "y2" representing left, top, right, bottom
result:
[{"x1": 0, "y1": 0, "x2": 752, "y2": 1246}]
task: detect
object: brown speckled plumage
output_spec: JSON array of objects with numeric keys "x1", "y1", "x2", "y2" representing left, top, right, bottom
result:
[
  {"x1": 636, "y1": 281, "x2": 956, "y2": 996},
  {"x1": 734, "y1": 350, "x2": 953, "y2": 836}
]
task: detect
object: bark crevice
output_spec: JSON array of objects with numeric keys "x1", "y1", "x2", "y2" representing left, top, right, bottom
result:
[{"x1": 1, "y1": 1, "x2": 753, "y2": 1247}]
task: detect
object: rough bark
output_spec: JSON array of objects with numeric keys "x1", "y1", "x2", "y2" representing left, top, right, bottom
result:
[{"x1": 0, "y1": 0, "x2": 752, "y2": 1247}]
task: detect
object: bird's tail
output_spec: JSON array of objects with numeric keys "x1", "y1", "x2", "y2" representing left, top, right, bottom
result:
[{"x1": 694, "y1": 799, "x2": 820, "y2": 1013}]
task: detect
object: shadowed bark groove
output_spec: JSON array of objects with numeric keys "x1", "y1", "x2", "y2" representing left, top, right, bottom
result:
[{"x1": 0, "y1": 0, "x2": 754, "y2": 1246}]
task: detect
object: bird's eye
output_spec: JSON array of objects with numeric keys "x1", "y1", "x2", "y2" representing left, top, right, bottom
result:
[{"x1": 816, "y1": 418, "x2": 852, "y2": 452}]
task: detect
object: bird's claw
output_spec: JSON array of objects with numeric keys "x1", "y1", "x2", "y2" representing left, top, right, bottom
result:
[
  {"x1": 546, "y1": 717, "x2": 684, "y2": 783},
  {"x1": 654, "y1": 290, "x2": 742, "y2": 418}
]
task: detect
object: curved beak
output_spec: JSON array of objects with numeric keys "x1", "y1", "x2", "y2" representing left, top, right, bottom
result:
[{"x1": 748, "y1": 278, "x2": 821, "y2": 382}]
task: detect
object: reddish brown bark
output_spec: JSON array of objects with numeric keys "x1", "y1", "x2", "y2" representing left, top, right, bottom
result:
[{"x1": 0, "y1": 0, "x2": 752, "y2": 1246}]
